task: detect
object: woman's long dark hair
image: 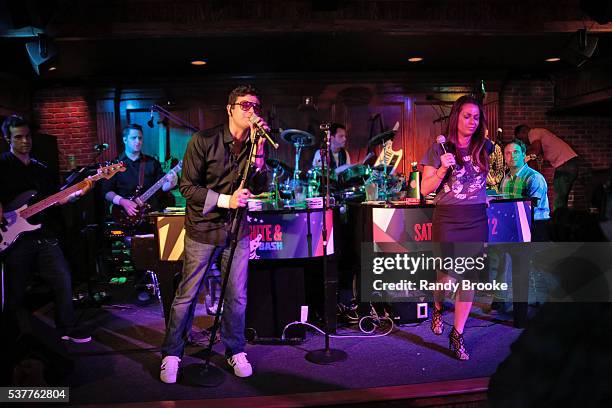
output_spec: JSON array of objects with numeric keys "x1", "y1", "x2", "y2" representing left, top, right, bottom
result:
[{"x1": 445, "y1": 95, "x2": 488, "y2": 172}]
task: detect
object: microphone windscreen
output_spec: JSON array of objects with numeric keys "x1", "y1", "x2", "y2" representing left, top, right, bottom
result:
[{"x1": 436, "y1": 135, "x2": 446, "y2": 144}]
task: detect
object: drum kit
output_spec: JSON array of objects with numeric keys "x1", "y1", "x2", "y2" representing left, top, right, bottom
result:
[{"x1": 263, "y1": 127, "x2": 406, "y2": 209}]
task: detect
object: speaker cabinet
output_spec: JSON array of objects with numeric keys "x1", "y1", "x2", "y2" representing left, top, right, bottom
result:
[
  {"x1": 562, "y1": 29, "x2": 598, "y2": 68},
  {"x1": 246, "y1": 261, "x2": 306, "y2": 340},
  {"x1": 25, "y1": 36, "x2": 58, "y2": 75}
]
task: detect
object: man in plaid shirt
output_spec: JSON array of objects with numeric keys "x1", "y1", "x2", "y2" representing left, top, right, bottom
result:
[{"x1": 501, "y1": 139, "x2": 550, "y2": 221}]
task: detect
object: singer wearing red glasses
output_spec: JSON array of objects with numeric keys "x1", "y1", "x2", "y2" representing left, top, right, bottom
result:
[
  {"x1": 420, "y1": 95, "x2": 493, "y2": 360},
  {"x1": 160, "y1": 85, "x2": 269, "y2": 383}
]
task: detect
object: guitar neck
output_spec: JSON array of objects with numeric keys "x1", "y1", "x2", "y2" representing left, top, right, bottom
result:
[
  {"x1": 17, "y1": 163, "x2": 125, "y2": 219},
  {"x1": 139, "y1": 177, "x2": 166, "y2": 203},
  {"x1": 20, "y1": 176, "x2": 98, "y2": 219},
  {"x1": 139, "y1": 163, "x2": 181, "y2": 203}
]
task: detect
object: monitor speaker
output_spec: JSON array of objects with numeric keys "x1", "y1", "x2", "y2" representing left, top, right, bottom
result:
[
  {"x1": 25, "y1": 35, "x2": 57, "y2": 75},
  {"x1": 562, "y1": 29, "x2": 598, "y2": 68}
]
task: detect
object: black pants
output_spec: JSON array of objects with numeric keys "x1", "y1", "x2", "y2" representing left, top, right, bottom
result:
[
  {"x1": 2, "y1": 232, "x2": 76, "y2": 334},
  {"x1": 553, "y1": 157, "x2": 578, "y2": 211}
]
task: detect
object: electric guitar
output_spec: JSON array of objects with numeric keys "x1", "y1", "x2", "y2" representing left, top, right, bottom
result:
[
  {"x1": 111, "y1": 161, "x2": 182, "y2": 227},
  {"x1": 374, "y1": 139, "x2": 403, "y2": 175},
  {"x1": 0, "y1": 162, "x2": 126, "y2": 254}
]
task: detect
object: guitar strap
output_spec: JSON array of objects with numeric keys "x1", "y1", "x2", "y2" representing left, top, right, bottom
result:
[{"x1": 138, "y1": 155, "x2": 146, "y2": 188}]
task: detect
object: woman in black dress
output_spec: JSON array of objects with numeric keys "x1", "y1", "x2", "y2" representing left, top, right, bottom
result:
[{"x1": 420, "y1": 95, "x2": 493, "y2": 360}]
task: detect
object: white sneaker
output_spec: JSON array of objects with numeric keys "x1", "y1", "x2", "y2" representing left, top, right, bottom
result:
[
  {"x1": 227, "y1": 352, "x2": 253, "y2": 378},
  {"x1": 160, "y1": 356, "x2": 181, "y2": 384}
]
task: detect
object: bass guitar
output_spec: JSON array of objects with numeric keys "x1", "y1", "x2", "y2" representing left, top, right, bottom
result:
[
  {"x1": 111, "y1": 161, "x2": 182, "y2": 227},
  {"x1": 0, "y1": 162, "x2": 126, "y2": 254}
]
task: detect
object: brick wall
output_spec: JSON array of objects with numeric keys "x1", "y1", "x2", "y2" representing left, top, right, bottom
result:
[
  {"x1": 32, "y1": 88, "x2": 98, "y2": 172},
  {"x1": 499, "y1": 79, "x2": 612, "y2": 211}
]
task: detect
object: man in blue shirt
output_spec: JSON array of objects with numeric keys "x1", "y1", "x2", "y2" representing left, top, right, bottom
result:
[
  {"x1": 501, "y1": 139, "x2": 550, "y2": 222},
  {"x1": 492, "y1": 139, "x2": 551, "y2": 315}
]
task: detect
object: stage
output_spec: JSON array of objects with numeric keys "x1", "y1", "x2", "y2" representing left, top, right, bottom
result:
[{"x1": 31, "y1": 286, "x2": 523, "y2": 407}]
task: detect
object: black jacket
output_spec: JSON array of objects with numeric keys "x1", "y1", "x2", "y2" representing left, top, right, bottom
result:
[{"x1": 180, "y1": 124, "x2": 268, "y2": 245}]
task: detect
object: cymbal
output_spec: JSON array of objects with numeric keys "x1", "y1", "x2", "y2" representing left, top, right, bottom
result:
[
  {"x1": 368, "y1": 130, "x2": 396, "y2": 147},
  {"x1": 265, "y1": 158, "x2": 292, "y2": 174},
  {"x1": 280, "y1": 129, "x2": 315, "y2": 147}
]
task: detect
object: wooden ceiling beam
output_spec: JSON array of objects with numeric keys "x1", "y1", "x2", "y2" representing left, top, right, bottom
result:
[
  {"x1": 44, "y1": 0, "x2": 612, "y2": 40},
  {"x1": 49, "y1": 20, "x2": 612, "y2": 42}
]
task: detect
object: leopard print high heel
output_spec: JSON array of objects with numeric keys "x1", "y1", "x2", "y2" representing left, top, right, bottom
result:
[
  {"x1": 431, "y1": 305, "x2": 443, "y2": 335},
  {"x1": 449, "y1": 326, "x2": 470, "y2": 360}
]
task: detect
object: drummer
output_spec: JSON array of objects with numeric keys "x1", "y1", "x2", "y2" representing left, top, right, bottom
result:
[{"x1": 312, "y1": 123, "x2": 351, "y2": 173}]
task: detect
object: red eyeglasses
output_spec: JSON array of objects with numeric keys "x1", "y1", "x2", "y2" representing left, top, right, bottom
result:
[{"x1": 231, "y1": 101, "x2": 262, "y2": 114}]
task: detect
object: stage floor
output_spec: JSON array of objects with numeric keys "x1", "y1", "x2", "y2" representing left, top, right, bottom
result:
[{"x1": 30, "y1": 286, "x2": 522, "y2": 407}]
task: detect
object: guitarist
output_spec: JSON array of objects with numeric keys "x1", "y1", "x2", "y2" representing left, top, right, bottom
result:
[
  {"x1": 0, "y1": 115, "x2": 92, "y2": 346},
  {"x1": 101, "y1": 123, "x2": 178, "y2": 227}
]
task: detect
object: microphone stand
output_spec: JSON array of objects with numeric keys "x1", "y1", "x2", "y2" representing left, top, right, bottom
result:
[
  {"x1": 60, "y1": 147, "x2": 107, "y2": 307},
  {"x1": 381, "y1": 141, "x2": 389, "y2": 202},
  {"x1": 305, "y1": 124, "x2": 347, "y2": 364},
  {"x1": 183, "y1": 129, "x2": 264, "y2": 386}
]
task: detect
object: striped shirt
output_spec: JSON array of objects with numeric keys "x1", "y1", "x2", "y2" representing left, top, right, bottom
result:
[{"x1": 501, "y1": 164, "x2": 550, "y2": 220}]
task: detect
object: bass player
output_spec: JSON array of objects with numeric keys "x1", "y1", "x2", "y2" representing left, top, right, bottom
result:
[
  {"x1": 0, "y1": 114, "x2": 93, "y2": 345},
  {"x1": 102, "y1": 123, "x2": 178, "y2": 226}
]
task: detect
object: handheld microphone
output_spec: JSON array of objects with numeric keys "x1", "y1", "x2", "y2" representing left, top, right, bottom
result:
[
  {"x1": 249, "y1": 116, "x2": 279, "y2": 149},
  {"x1": 436, "y1": 135, "x2": 455, "y2": 171}
]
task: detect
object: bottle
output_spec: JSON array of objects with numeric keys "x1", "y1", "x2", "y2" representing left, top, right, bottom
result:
[
  {"x1": 406, "y1": 162, "x2": 421, "y2": 203},
  {"x1": 68, "y1": 154, "x2": 76, "y2": 169}
]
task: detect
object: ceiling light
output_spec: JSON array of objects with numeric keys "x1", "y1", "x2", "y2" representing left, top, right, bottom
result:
[
  {"x1": 191, "y1": 60, "x2": 207, "y2": 66},
  {"x1": 545, "y1": 57, "x2": 561, "y2": 62},
  {"x1": 48, "y1": 66, "x2": 57, "y2": 71},
  {"x1": 408, "y1": 57, "x2": 424, "y2": 62}
]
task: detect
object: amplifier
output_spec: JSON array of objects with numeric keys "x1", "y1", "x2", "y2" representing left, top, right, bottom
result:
[
  {"x1": 359, "y1": 300, "x2": 429, "y2": 325},
  {"x1": 387, "y1": 301, "x2": 429, "y2": 324}
]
